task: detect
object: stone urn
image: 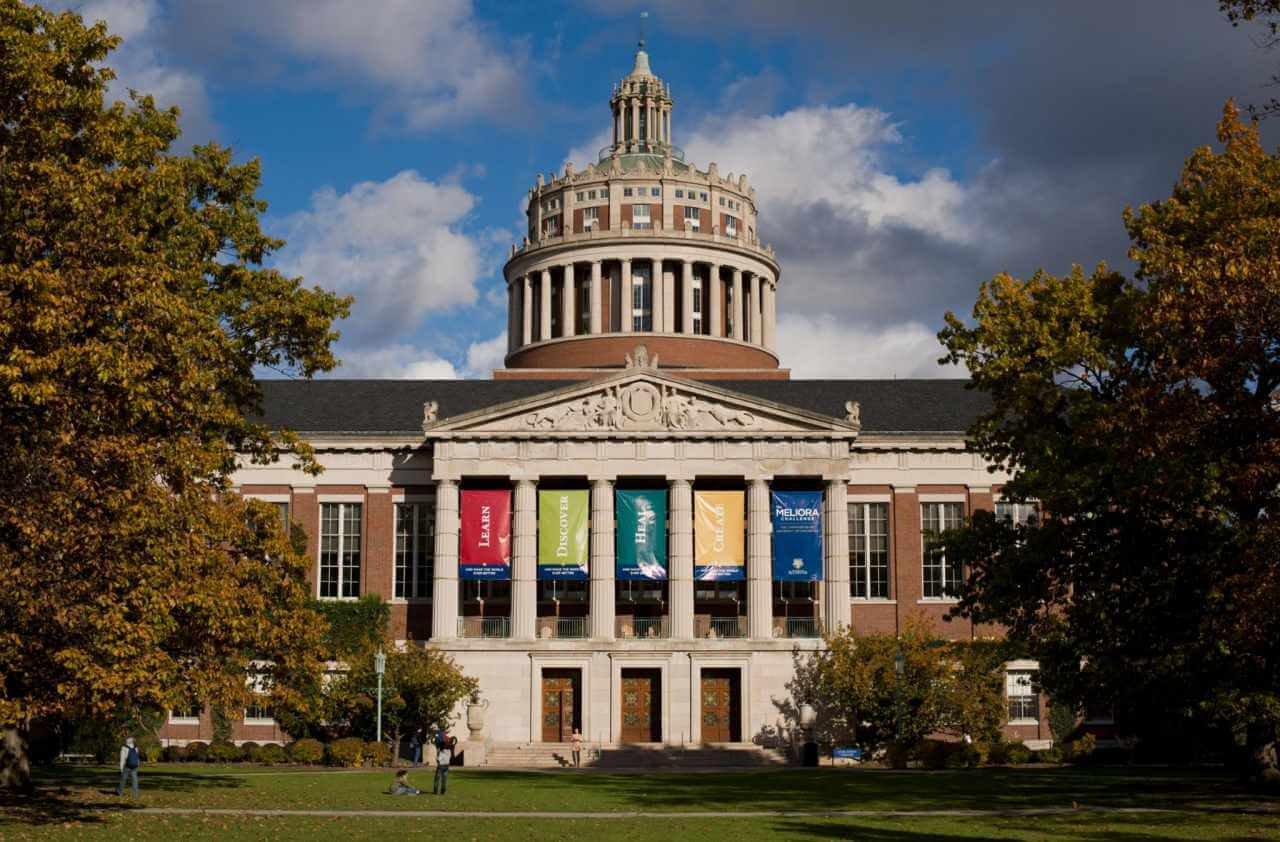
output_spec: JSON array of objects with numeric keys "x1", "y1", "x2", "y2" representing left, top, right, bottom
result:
[
  {"x1": 466, "y1": 694, "x2": 489, "y2": 740},
  {"x1": 798, "y1": 703, "x2": 817, "y2": 735}
]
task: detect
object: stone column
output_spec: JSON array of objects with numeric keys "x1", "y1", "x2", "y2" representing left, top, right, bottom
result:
[
  {"x1": 749, "y1": 272, "x2": 762, "y2": 344},
  {"x1": 651, "y1": 258, "x2": 664, "y2": 331},
  {"x1": 590, "y1": 478, "x2": 616, "y2": 640},
  {"x1": 681, "y1": 260, "x2": 694, "y2": 334},
  {"x1": 521, "y1": 275, "x2": 533, "y2": 346},
  {"x1": 823, "y1": 479, "x2": 851, "y2": 634},
  {"x1": 506, "y1": 282, "x2": 515, "y2": 354},
  {"x1": 631, "y1": 99, "x2": 640, "y2": 150},
  {"x1": 539, "y1": 269, "x2": 552, "y2": 342},
  {"x1": 589, "y1": 260, "x2": 602, "y2": 334},
  {"x1": 669, "y1": 479, "x2": 695, "y2": 640},
  {"x1": 562, "y1": 263, "x2": 576, "y2": 337},
  {"x1": 709, "y1": 264, "x2": 723, "y2": 338},
  {"x1": 430, "y1": 479, "x2": 459, "y2": 641},
  {"x1": 763, "y1": 279, "x2": 777, "y2": 351},
  {"x1": 512, "y1": 479, "x2": 537, "y2": 641},
  {"x1": 731, "y1": 269, "x2": 744, "y2": 341},
  {"x1": 662, "y1": 265, "x2": 676, "y2": 332},
  {"x1": 747, "y1": 478, "x2": 773, "y2": 640},
  {"x1": 620, "y1": 257, "x2": 633, "y2": 333}
]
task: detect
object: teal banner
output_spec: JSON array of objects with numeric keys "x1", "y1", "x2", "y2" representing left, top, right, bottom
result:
[{"x1": 616, "y1": 489, "x2": 667, "y2": 580}]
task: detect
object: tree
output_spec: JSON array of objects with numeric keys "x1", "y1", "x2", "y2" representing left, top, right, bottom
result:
[
  {"x1": 1221, "y1": 1, "x2": 1280, "y2": 118},
  {"x1": 939, "y1": 103, "x2": 1280, "y2": 779},
  {"x1": 336, "y1": 646, "x2": 478, "y2": 751},
  {"x1": 0, "y1": 2, "x2": 350, "y2": 787}
]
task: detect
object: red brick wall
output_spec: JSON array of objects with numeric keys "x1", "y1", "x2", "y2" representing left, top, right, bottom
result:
[{"x1": 365, "y1": 492, "x2": 393, "y2": 600}]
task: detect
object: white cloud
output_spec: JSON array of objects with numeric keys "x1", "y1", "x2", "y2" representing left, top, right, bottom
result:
[
  {"x1": 463, "y1": 333, "x2": 508, "y2": 378},
  {"x1": 330, "y1": 344, "x2": 459, "y2": 380},
  {"x1": 277, "y1": 170, "x2": 485, "y2": 347},
  {"x1": 565, "y1": 129, "x2": 611, "y2": 171},
  {"x1": 74, "y1": 0, "x2": 216, "y2": 141},
  {"x1": 777, "y1": 314, "x2": 961, "y2": 379}
]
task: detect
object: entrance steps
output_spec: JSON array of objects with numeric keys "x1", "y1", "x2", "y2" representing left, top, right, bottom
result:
[{"x1": 483, "y1": 742, "x2": 790, "y2": 768}]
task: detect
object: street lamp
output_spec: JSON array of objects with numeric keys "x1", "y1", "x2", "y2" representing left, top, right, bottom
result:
[{"x1": 374, "y1": 648, "x2": 386, "y2": 744}]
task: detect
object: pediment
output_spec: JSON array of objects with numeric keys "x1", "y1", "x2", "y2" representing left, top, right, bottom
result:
[{"x1": 422, "y1": 370, "x2": 860, "y2": 438}]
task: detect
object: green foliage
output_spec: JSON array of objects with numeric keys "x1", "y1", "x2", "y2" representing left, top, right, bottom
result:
[
  {"x1": 135, "y1": 735, "x2": 162, "y2": 763},
  {"x1": 938, "y1": 103, "x2": 1280, "y2": 777},
  {"x1": 160, "y1": 745, "x2": 184, "y2": 762},
  {"x1": 1036, "y1": 746, "x2": 1064, "y2": 764},
  {"x1": 256, "y1": 743, "x2": 286, "y2": 765},
  {"x1": 312, "y1": 595, "x2": 391, "y2": 660},
  {"x1": 1006, "y1": 744, "x2": 1032, "y2": 765},
  {"x1": 1048, "y1": 703, "x2": 1078, "y2": 744},
  {"x1": 287, "y1": 738, "x2": 323, "y2": 765},
  {"x1": 1063, "y1": 733, "x2": 1097, "y2": 763},
  {"x1": 206, "y1": 739, "x2": 241, "y2": 763},
  {"x1": 211, "y1": 707, "x2": 233, "y2": 745},
  {"x1": 363, "y1": 741, "x2": 391, "y2": 767},
  {"x1": 325, "y1": 737, "x2": 365, "y2": 767},
  {"x1": 184, "y1": 742, "x2": 208, "y2": 762}
]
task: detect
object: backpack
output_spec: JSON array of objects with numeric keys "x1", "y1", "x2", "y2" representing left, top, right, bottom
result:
[{"x1": 125, "y1": 745, "x2": 140, "y2": 769}]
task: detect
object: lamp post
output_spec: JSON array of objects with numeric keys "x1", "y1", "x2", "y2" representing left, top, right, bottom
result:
[
  {"x1": 893, "y1": 650, "x2": 904, "y2": 743},
  {"x1": 374, "y1": 648, "x2": 386, "y2": 744}
]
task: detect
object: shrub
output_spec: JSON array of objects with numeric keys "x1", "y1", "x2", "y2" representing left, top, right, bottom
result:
[
  {"x1": 240, "y1": 741, "x2": 260, "y2": 759},
  {"x1": 1063, "y1": 733, "x2": 1097, "y2": 762},
  {"x1": 207, "y1": 739, "x2": 242, "y2": 763},
  {"x1": 1006, "y1": 743, "x2": 1032, "y2": 765},
  {"x1": 884, "y1": 741, "x2": 912, "y2": 769},
  {"x1": 916, "y1": 739, "x2": 953, "y2": 770},
  {"x1": 288, "y1": 737, "x2": 324, "y2": 765},
  {"x1": 161, "y1": 745, "x2": 186, "y2": 763},
  {"x1": 363, "y1": 741, "x2": 392, "y2": 767},
  {"x1": 1048, "y1": 703, "x2": 1078, "y2": 744},
  {"x1": 1036, "y1": 746, "x2": 1064, "y2": 764},
  {"x1": 135, "y1": 734, "x2": 163, "y2": 763},
  {"x1": 257, "y1": 743, "x2": 287, "y2": 765},
  {"x1": 942, "y1": 742, "x2": 986, "y2": 769},
  {"x1": 184, "y1": 741, "x2": 209, "y2": 762},
  {"x1": 326, "y1": 737, "x2": 365, "y2": 767}
]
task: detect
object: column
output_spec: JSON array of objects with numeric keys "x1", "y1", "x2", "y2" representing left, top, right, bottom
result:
[
  {"x1": 669, "y1": 479, "x2": 694, "y2": 641},
  {"x1": 589, "y1": 260, "x2": 602, "y2": 334},
  {"x1": 681, "y1": 260, "x2": 694, "y2": 334},
  {"x1": 631, "y1": 99, "x2": 639, "y2": 149},
  {"x1": 430, "y1": 479, "x2": 459, "y2": 641},
  {"x1": 662, "y1": 265, "x2": 676, "y2": 332},
  {"x1": 562, "y1": 263, "x2": 576, "y2": 338},
  {"x1": 507, "y1": 283, "x2": 516, "y2": 354},
  {"x1": 749, "y1": 272, "x2": 762, "y2": 344},
  {"x1": 539, "y1": 269, "x2": 552, "y2": 342},
  {"x1": 747, "y1": 478, "x2": 772, "y2": 640},
  {"x1": 521, "y1": 275, "x2": 533, "y2": 346},
  {"x1": 651, "y1": 258, "x2": 664, "y2": 331},
  {"x1": 709, "y1": 264, "x2": 723, "y2": 337},
  {"x1": 731, "y1": 269, "x2": 743, "y2": 341},
  {"x1": 762, "y1": 279, "x2": 777, "y2": 351},
  {"x1": 512, "y1": 479, "x2": 537, "y2": 641},
  {"x1": 823, "y1": 479, "x2": 851, "y2": 634},
  {"x1": 590, "y1": 479, "x2": 616, "y2": 640},
  {"x1": 613, "y1": 105, "x2": 619, "y2": 146},
  {"x1": 620, "y1": 257, "x2": 633, "y2": 333}
]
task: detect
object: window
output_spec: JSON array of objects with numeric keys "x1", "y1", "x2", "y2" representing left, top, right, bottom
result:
[
  {"x1": 545, "y1": 215, "x2": 560, "y2": 237},
  {"x1": 921, "y1": 502, "x2": 963, "y2": 599},
  {"x1": 849, "y1": 502, "x2": 890, "y2": 599},
  {"x1": 684, "y1": 205, "x2": 701, "y2": 231},
  {"x1": 725, "y1": 216, "x2": 738, "y2": 238},
  {"x1": 601, "y1": 188, "x2": 609, "y2": 198},
  {"x1": 576, "y1": 191, "x2": 584, "y2": 201},
  {"x1": 273, "y1": 501, "x2": 290, "y2": 534},
  {"x1": 632, "y1": 264, "x2": 653, "y2": 331},
  {"x1": 1007, "y1": 670, "x2": 1039, "y2": 723},
  {"x1": 244, "y1": 699, "x2": 274, "y2": 723},
  {"x1": 675, "y1": 189, "x2": 684, "y2": 198},
  {"x1": 319, "y1": 502, "x2": 362, "y2": 599},
  {"x1": 996, "y1": 501, "x2": 1039, "y2": 526},
  {"x1": 691, "y1": 281, "x2": 703, "y2": 334},
  {"x1": 394, "y1": 501, "x2": 434, "y2": 600},
  {"x1": 631, "y1": 204, "x2": 651, "y2": 230},
  {"x1": 623, "y1": 187, "x2": 633, "y2": 197},
  {"x1": 169, "y1": 703, "x2": 201, "y2": 723},
  {"x1": 583, "y1": 206, "x2": 599, "y2": 229},
  {"x1": 719, "y1": 196, "x2": 725, "y2": 206},
  {"x1": 650, "y1": 187, "x2": 660, "y2": 197},
  {"x1": 588, "y1": 190, "x2": 597, "y2": 200},
  {"x1": 700, "y1": 192, "x2": 708, "y2": 201}
]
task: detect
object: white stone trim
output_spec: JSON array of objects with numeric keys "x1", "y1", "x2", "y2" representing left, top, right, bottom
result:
[
  {"x1": 846, "y1": 494, "x2": 892, "y2": 503},
  {"x1": 1005, "y1": 658, "x2": 1041, "y2": 671},
  {"x1": 240, "y1": 493, "x2": 290, "y2": 503},
  {"x1": 917, "y1": 494, "x2": 968, "y2": 503},
  {"x1": 316, "y1": 494, "x2": 366, "y2": 503},
  {"x1": 687, "y1": 653, "x2": 751, "y2": 744},
  {"x1": 607, "y1": 654, "x2": 671, "y2": 745},
  {"x1": 529, "y1": 653, "x2": 595, "y2": 744}
]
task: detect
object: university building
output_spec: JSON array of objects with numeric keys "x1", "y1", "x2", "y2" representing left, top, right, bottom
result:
[{"x1": 158, "y1": 40, "x2": 1052, "y2": 758}]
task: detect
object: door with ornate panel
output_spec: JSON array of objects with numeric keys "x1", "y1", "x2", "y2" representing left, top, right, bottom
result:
[
  {"x1": 700, "y1": 668, "x2": 740, "y2": 743},
  {"x1": 541, "y1": 669, "x2": 579, "y2": 743},
  {"x1": 620, "y1": 669, "x2": 661, "y2": 743}
]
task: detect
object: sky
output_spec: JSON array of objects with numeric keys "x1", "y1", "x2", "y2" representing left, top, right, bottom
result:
[{"x1": 64, "y1": 0, "x2": 1279, "y2": 380}]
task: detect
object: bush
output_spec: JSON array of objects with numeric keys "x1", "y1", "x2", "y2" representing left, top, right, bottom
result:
[
  {"x1": 1035, "y1": 746, "x2": 1064, "y2": 764},
  {"x1": 916, "y1": 739, "x2": 952, "y2": 770},
  {"x1": 257, "y1": 743, "x2": 287, "y2": 765},
  {"x1": 1063, "y1": 733, "x2": 1097, "y2": 762},
  {"x1": 325, "y1": 737, "x2": 365, "y2": 767},
  {"x1": 1048, "y1": 703, "x2": 1078, "y2": 744},
  {"x1": 184, "y1": 741, "x2": 209, "y2": 762},
  {"x1": 135, "y1": 734, "x2": 163, "y2": 763},
  {"x1": 288, "y1": 737, "x2": 324, "y2": 765},
  {"x1": 363, "y1": 741, "x2": 392, "y2": 767},
  {"x1": 240, "y1": 741, "x2": 260, "y2": 759},
  {"x1": 884, "y1": 741, "x2": 912, "y2": 769},
  {"x1": 1006, "y1": 743, "x2": 1032, "y2": 765},
  {"x1": 207, "y1": 739, "x2": 242, "y2": 763},
  {"x1": 161, "y1": 745, "x2": 186, "y2": 763}
]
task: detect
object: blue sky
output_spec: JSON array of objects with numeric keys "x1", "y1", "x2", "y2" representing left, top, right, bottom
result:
[{"x1": 69, "y1": 0, "x2": 1278, "y2": 379}]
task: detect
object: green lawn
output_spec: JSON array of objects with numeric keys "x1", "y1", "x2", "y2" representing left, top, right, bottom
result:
[{"x1": 2, "y1": 764, "x2": 1277, "y2": 841}]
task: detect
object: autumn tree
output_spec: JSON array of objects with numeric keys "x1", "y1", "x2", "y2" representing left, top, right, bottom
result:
[
  {"x1": 0, "y1": 1, "x2": 350, "y2": 787},
  {"x1": 1222, "y1": 0, "x2": 1280, "y2": 118},
  {"x1": 335, "y1": 647, "x2": 479, "y2": 751},
  {"x1": 939, "y1": 103, "x2": 1280, "y2": 780}
]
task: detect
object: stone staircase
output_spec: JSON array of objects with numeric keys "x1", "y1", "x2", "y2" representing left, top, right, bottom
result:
[{"x1": 483, "y1": 741, "x2": 790, "y2": 769}]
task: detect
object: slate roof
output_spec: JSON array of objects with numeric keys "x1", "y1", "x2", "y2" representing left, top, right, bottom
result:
[{"x1": 252, "y1": 378, "x2": 989, "y2": 436}]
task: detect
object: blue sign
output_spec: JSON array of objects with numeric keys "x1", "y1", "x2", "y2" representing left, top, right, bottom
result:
[
  {"x1": 833, "y1": 747, "x2": 863, "y2": 760},
  {"x1": 771, "y1": 490, "x2": 823, "y2": 582}
]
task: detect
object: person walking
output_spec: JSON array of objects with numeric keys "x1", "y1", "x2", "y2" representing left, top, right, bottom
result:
[
  {"x1": 408, "y1": 731, "x2": 422, "y2": 767},
  {"x1": 433, "y1": 733, "x2": 452, "y2": 795},
  {"x1": 571, "y1": 729, "x2": 583, "y2": 768},
  {"x1": 116, "y1": 736, "x2": 140, "y2": 799}
]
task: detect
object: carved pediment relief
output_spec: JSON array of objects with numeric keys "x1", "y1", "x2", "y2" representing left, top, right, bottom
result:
[{"x1": 521, "y1": 381, "x2": 758, "y2": 433}]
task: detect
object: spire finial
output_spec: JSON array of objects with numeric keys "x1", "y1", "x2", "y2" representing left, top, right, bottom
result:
[{"x1": 638, "y1": 10, "x2": 648, "y2": 49}]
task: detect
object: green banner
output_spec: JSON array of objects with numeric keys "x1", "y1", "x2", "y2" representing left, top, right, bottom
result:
[
  {"x1": 538, "y1": 489, "x2": 589, "y2": 580},
  {"x1": 616, "y1": 489, "x2": 667, "y2": 580}
]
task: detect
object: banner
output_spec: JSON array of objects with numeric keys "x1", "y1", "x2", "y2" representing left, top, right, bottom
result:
[
  {"x1": 771, "y1": 490, "x2": 823, "y2": 582},
  {"x1": 537, "y1": 489, "x2": 589, "y2": 580},
  {"x1": 694, "y1": 490, "x2": 745, "y2": 581},
  {"x1": 616, "y1": 489, "x2": 667, "y2": 580},
  {"x1": 459, "y1": 489, "x2": 511, "y2": 580}
]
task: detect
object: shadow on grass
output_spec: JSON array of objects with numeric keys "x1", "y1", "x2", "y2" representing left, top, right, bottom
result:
[{"x1": 0, "y1": 765, "x2": 246, "y2": 827}]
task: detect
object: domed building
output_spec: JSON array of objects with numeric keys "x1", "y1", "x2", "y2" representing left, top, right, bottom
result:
[{"x1": 156, "y1": 38, "x2": 1055, "y2": 761}]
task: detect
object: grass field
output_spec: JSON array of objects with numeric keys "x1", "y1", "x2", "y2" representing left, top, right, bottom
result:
[{"x1": 2, "y1": 764, "x2": 1277, "y2": 840}]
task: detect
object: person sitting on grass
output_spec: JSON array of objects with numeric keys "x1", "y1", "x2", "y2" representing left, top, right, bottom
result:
[{"x1": 389, "y1": 769, "x2": 422, "y2": 796}]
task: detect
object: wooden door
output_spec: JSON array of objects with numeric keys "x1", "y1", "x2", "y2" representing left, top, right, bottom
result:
[
  {"x1": 700, "y1": 669, "x2": 740, "y2": 743},
  {"x1": 541, "y1": 670, "x2": 578, "y2": 743},
  {"x1": 620, "y1": 669, "x2": 661, "y2": 743}
]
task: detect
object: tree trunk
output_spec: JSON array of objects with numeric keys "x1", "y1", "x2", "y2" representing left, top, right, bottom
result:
[{"x1": 1, "y1": 728, "x2": 32, "y2": 792}]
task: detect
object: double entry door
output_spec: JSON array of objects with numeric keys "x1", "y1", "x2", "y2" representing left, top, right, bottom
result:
[
  {"x1": 700, "y1": 668, "x2": 741, "y2": 743},
  {"x1": 541, "y1": 669, "x2": 580, "y2": 743},
  {"x1": 620, "y1": 669, "x2": 662, "y2": 743}
]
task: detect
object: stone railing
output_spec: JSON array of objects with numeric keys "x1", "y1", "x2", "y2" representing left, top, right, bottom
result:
[{"x1": 510, "y1": 225, "x2": 775, "y2": 263}]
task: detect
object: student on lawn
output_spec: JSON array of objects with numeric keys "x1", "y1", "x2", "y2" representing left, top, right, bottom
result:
[
  {"x1": 433, "y1": 734, "x2": 453, "y2": 795},
  {"x1": 116, "y1": 736, "x2": 140, "y2": 799},
  {"x1": 389, "y1": 769, "x2": 422, "y2": 796}
]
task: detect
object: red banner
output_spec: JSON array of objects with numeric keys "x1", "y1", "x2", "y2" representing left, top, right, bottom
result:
[{"x1": 459, "y1": 489, "x2": 511, "y2": 579}]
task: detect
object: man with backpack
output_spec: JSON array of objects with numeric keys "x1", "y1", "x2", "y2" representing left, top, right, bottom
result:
[
  {"x1": 116, "y1": 736, "x2": 140, "y2": 798},
  {"x1": 432, "y1": 728, "x2": 453, "y2": 795}
]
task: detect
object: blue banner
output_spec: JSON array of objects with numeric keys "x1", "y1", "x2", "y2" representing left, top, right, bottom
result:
[
  {"x1": 616, "y1": 489, "x2": 667, "y2": 580},
  {"x1": 771, "y1": 490, "x2": 823, "y2": 581}
]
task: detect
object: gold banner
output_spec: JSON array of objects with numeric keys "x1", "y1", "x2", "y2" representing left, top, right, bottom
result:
[{"x1": 694, "y1": 490, "x2": 745, "y2": 571}]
